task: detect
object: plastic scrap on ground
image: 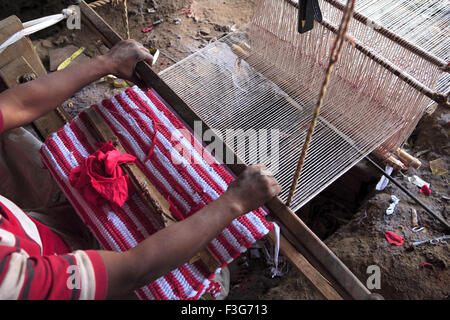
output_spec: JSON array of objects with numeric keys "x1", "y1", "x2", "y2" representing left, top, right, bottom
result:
[
  {"x1": 429, "y1": 158, "x2": 447, "y2": 176},
  {"x1": 384, "y1": 231, "x2": 404, "y2": 246},
  {"x1": 385, "y1": 195, "x2": 400, "y2": 215}
]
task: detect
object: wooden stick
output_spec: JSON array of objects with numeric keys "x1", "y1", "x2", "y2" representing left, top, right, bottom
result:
[
  {"x1": 83, "y1": 107, "x2": 222, "y2": 273},
  {"x1": 286, "y1": 0, "x2": 357, "y2": 206},
  {"x1": 396, "y1": 148, "x2": 422, "y2": 169}
]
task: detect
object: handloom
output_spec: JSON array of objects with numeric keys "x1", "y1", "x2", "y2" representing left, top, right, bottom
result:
[
  {"x1": 158, "y1": 0, "x2": 448, "y2": 211},
  {"x1": 41, "y1": 86, "x2": 274, "y2": 299},
  {"x1": 41, "y1": 0, "x2": 447, "y2": 300},
  {"x1": 70, "y1": 0, "x2": 375, "y2": 301}
]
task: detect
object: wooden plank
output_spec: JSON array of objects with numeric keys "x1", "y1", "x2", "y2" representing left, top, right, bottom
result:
[
  {"x1": 0, "y1": 56, "x2": 36, "y2": 87},
  {"x1": 83, "y1": 107, "x2": 222, "y2": 274},
  {"x1": 268, "y1": 230, "x2": 342, "y2": 300},
  {"x1": 79, "y1": 0, "x2": 371, "y2": 299},
  {"x1": 0, "y1": 15, "x2": 69, "y2": 138},
  {"x1": 0, "y1": 16, "x2": 47, "y2": 77}
]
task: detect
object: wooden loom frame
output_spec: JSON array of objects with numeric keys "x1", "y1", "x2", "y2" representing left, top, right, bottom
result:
[{"x1": 76, "y1": 0, "x2": 375, "y2": 300}]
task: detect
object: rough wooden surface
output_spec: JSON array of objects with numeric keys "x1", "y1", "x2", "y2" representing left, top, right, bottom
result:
[
  {"x1": 268, "y1": 230, "x2": 342, "y2": 300},
  {"x1": 0, "y1": 15, "x2": 70, "y2": 139}
]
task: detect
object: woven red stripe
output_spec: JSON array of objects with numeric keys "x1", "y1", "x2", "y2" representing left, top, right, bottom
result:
[
  {"x1": 57, "y1": 128, "x2": 85, "y2": 164},
  {"x1": 164, "y1": 272, "x2": 187, "y2": 299},
  {"x1": 44, "y1": 138, "x2": 72, "y2": 175},
  {"x1": 68, "y1": 120, "x2": 95, "y2": 154},
  {"x1": 147, "y1": 280, "x2": 170, "y2": 300},
  {"x1": 253, "y1": 208, "x2": 273, "y2": 230},
  {"x1": 215, "y1": 232, "x2": 240, "y2": 260},
  {"x1": 135, "y1": 289, "x2": 147, "y2": 300},
  {"x1": 236, "y1": 215, "x2": 264, "y2": 240},
  {"x1": 225, "y1": 222, "x2": 253, "y2": 249},
  {"x1": 97, "y1": 99, "x2": 195, "y2": 213},
  {"x1": 55, "y1": 130, "x2": 135, "y2": 251},
  {"x1": 177, "y1": 265, "x2": 203, "y2": 296},
  {"x1": 206, "y1": 242, "x2": 226, "y2": 265},
  {"x1": 39, "y1": 149, "x2": 113, "y2": 251},
  {"x1": 143, "y1": 88, "x2": 234, "y2": 185},
  {"x1": 127, "y1": 89, "x2": 226, "y2": 198}
]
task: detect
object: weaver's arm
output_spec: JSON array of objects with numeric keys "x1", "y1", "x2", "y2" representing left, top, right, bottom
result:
[
  {"x1": 97, "y1": 165, "x2": 281, "y2": 299},
  {"x1": 0, "y1": 40, "x2": 153, "y2": 132}
]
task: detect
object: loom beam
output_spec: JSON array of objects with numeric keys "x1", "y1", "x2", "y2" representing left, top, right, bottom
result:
[
  {"x1": 79, "y1": 0, "x2": 373, "y2": 300},
  {"x1": 285, "y1": 0, "x2": 449, "y2": 107}
]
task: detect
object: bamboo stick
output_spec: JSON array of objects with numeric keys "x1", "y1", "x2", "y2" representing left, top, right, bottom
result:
[
  {"x1": 396, "y1": 148, "x2": 422, "y2": 169},
  {"x1": 286, "y1": 0, "x2": 357, "y2": 206}
]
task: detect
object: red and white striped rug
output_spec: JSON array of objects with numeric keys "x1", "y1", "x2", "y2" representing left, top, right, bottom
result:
[{"x1": 40, "y1": 86, "x2": 273, "y2": 300}]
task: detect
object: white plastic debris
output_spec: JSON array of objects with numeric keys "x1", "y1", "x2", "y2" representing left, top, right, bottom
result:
[
  {"x1": 408, "y1": 175, "x2": 430, "y2": 188},
  {"x1": 376, "y1": 165, "x2": 393, "y2": 191},
  {"x1": 270, "y1": 223, "x2": 281, "y2": 278},
  {"x1": 386, "y1": 195, "x2": 400, "y2": 215}
]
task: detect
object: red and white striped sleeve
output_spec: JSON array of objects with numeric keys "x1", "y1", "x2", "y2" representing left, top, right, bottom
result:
[
  {"x1": 0, "y1": 242, "x2": 108, "y2": 300},
  {"x1": 0, "y1": 108, "x2": 3, "y2": 133}
]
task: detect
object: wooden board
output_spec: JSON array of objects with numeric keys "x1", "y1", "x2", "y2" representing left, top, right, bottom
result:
[
  {"x1": 0, "y1": 15, "x2": 69, "y2": 138},
  {"x1": 268, "y1": 230, "x2": 342, "y2": 300}
]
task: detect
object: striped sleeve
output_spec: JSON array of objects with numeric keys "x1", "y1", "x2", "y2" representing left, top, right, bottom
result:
[
  {"x1": 0, "y1": 108, "x2": 3, "y2": 133},
  {"x1": 0, "y1": 245, "x2": 108, "y2": 300}
]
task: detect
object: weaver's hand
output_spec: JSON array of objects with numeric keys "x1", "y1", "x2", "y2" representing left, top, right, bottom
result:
[
  {"x1": 226, "y1": 164, "x2": 281, "y2": 215},
  {"x1": 102, "y1": 39, "x2": 154, "y2": 81}
]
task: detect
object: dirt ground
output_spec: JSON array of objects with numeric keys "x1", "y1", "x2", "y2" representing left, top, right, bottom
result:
[{"x1": 4, "y1": 0, "x2": 448, "y2": 300}]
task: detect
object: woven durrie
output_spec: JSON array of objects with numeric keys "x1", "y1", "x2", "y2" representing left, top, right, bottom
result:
[{"x1": 40, "y1": 86, "x2": 273, "y2": 300}]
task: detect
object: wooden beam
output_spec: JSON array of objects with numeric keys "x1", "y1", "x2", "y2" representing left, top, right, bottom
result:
[
  {"x1": 268, "y1": 230, "x2": 342, "y2": 300},
  {"x1": 79, "y1": 0, "x2": 372, "y2": 299}
]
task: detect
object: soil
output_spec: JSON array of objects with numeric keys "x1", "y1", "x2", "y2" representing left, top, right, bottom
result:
[{"x1": 3, "y1": 0, "x2": 448, "y2": 300}]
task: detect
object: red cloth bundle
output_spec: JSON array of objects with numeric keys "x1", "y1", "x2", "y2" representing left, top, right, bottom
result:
[{"x1": 69, "y1": 141, "x2": 136, "y2": 207}]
